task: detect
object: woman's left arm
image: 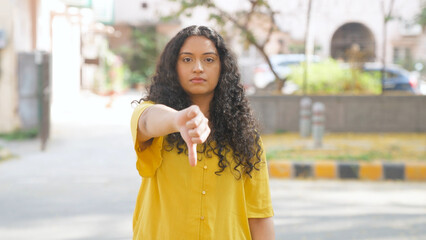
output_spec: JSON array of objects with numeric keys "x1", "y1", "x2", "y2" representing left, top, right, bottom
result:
[{"x1": 248, "y1": 217, "x2": 275, "y2": 240}]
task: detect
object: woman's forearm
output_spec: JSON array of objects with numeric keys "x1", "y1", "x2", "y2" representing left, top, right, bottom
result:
[
  {"x1": 248, "y1": 217, "x2": 275, "y2": 240},
  {"x1": 137, "y1": 104, "x2": 180, "y2": 142}
]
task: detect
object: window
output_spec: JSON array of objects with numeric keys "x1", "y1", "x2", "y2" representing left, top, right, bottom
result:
[{"x1": 393, "y1": 47, "x2": 400, "y2": 62}]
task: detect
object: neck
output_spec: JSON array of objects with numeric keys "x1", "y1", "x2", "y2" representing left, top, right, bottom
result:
[{"x1": 190, "y1": 94, "x2": 213, "y2": 119}]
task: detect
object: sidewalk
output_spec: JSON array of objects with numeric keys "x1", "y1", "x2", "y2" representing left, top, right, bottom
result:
[{"x1": 0, "y1": 90, "x2": 143, "y2": 239}]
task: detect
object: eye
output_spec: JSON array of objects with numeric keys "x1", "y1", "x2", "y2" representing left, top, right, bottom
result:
[
  {"x1": 205, "y1": 57, "x2": 215, "y2": 63},
  {"x1": 182, "y1": 57, "x2": 192, "y2": 63}
]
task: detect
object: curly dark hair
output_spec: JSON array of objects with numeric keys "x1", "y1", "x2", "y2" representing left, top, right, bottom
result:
[{"x1": 135, "y1": 25, "x2": 262, "y2": 178}]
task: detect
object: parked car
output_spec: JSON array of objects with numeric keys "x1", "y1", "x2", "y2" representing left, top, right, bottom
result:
[
  {"x1": 362, "y1": 63, "x2": 420, "y2": 94},
  {"x1": 253, "y1": 54, "x2": 320, "y2": 92}
]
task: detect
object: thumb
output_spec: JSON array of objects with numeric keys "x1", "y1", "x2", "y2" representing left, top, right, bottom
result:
[{"x1": 187, "y1": 143, "x2": 198, "y2": 167}]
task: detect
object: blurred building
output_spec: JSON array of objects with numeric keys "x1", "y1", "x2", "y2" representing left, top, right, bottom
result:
[
  {"x1": 0, "y1": 0, "x2": 115, "y2": 133},
  {"x1": 114, "y1": 0, "x2": 425, "y2": 61},
  {"x1": 268, "y1": 0, "x2": 425, "y2": 65},
  {"x1": 0, "y1": 0, "x2": 35, "y2": 132},
  {"x1": 0, "y1": 0, "x2": 424, "y2": 133},
  {"x1": 113, "y1": 0, "x2": 425, "y2": 83}
]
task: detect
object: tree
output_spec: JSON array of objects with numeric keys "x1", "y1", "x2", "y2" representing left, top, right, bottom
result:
[
  {"x1": 164, "y1": 0, "x2": 286, "y2": 93},
  {"x1": 302, "y1": 0, "x2": 313, "y2": 95},
  {"x1": 381, "y1": 0, "x2": 395, "y2": 94},
  {"x1": 415, "y1": 1, "x2": 426, "y2": 32},
  {"x1": 113, "y1": 25, "x2": 164, "y2": 88}
]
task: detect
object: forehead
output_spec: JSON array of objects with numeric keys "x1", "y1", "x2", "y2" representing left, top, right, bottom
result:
[{"x1": 179, "y1": 36, "x2": 218, "y2": 54}]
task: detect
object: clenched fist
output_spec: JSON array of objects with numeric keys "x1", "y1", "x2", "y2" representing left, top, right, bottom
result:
[{"x1": 175, "y1": 105, "x2": 211, "y2": 167}]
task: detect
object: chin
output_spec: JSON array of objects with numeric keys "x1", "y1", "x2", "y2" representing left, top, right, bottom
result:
[{"x1": 187, "y1": 90, "x2": 215, "y2": 97}]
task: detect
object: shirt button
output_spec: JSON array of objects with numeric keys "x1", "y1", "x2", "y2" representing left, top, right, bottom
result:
[
  {"x1": 200, "y1": 216, "x2": 205, "y2": 220},
  {"x1": 202, "y1": 190, "x2": 206, "y2": 195},
  {"x1": 203, "y1": 165, "x2": 208, "y2": 170}
]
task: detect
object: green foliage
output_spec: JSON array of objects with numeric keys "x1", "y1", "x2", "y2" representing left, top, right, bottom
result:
[
  {"x1": 0, "y1": 128, "x2": 38, "y2": 141},
  {"x1": 288, "y1": 59, "x2": 381, "y2": 94},
  {"x1": 113, "y1": 26, "x2": 164, "y2": 87},
  {"x1": 288, "y1": 43, "x2": 322, "y2": 54},
  {"x1": 415, "y1": 4, "x2": 426, "y2": 29},
  {"x1": 395, "y1": 55, "x2": 415, "y2": 71},
  {"x1": 384, "y1": 15, "x2": 393, "y2": 22},
  {"x1": 288, "y1": 44, "x2": 305, "y2": 54},
  {"x1": 181, "y1": 0, "x2": 211, "y2": 8},
  {"x1": 209, "y1": 13, "x2": 225, "y2": 26},
  {"x1": 100, "y1": 49, "x2": 127, "y2": 91}
]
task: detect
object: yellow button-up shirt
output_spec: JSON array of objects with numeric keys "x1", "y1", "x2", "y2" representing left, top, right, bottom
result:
[{"x1": 131, "y1": 101, "x2": 273, "y2": 240}]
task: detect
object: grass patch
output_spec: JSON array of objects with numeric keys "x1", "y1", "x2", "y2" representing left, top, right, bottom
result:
[
  {"x1": 267, "y1": 149, "x2": 394, "y2": 162},
  {"x1": 0, "y1": 128, "x2": 38, "y2": 141},
  {"x1": 266, "y1": 149, "x2": 305, "y2": 161},
  {"x1": 262, "y1": 133, "x2": 426, "y2": 162},
  {"x1": 317, "y1": 150, "x2": 394, "y2": 162}
]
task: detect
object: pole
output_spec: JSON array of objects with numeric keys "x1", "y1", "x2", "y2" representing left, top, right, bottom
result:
[
  {"x1": 300, "y1": 97, "x2": 312, "y2": 138},
  {"x1": 303, "y1": 0, "x2": 313, "y2": 95},
  {"x1": 312, "y1": 102, "x2": 325, "y2": 148}
]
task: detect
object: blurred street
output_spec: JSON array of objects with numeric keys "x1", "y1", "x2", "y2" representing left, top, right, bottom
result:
[
  {"x1": 0, "y1": 91, "x2": 426, "y2": 240},
  {"x1": 0, "y1": 90, "x2": 142, "y2": 240},
  {"x1": 272, "y1": 180, "x2": 426, "y2": 240}
]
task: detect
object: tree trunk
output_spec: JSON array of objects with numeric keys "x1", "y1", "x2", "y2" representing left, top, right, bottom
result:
[
  {"x1": 303, "y1": 0, "x2": 313, "y2": 95},
  {"x1": 381, "y1": 0, "x2": 395, "y2": 95}
]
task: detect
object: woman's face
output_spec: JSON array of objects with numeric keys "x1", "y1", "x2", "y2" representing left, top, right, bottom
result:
[{"x1": 177, "y1": 36, "x2": 221, "y2": 101}]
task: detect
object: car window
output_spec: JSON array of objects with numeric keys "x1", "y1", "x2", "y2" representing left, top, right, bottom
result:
[
  {"x1": 364, "y1": 69, "x2": 400, "y2": 79},
  {"x1": 278, "y1": 61, "x2": 301, "y2": 67}
]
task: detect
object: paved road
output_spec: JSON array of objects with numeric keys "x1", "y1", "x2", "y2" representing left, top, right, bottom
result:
[
  {"x1": 272, "y1": 180, "x2": 426, "y2": 240},
  {"x1": 0, "y1": 91, "x2": 425, "y2": 240}
]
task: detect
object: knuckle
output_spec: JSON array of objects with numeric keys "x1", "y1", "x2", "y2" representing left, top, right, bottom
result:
[
  {"x1": 189, "y1": 129, "x2": 199, "y2": 137},
  {"x1": 194, "y1": 120, "x2": 199, "y2": 126},
  {"x1": 187, "y1": 121, "x2": 195, "y2": 128}
]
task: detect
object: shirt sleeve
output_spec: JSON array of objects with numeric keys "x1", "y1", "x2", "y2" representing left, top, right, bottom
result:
[
  {"x1": 130, "y1": 101, "x2": 164, "y2": 178},
  {"x1": 244, "y1": 138, "x2": 274, "y2": 218}
]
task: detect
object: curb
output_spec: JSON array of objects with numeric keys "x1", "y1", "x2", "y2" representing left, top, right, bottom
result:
[{"x1": 269, "y1": 161, "x2": 426, "y2": 181}]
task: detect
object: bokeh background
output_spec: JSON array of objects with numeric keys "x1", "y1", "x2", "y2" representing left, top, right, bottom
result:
[{"x1": 0, "y1": 0, "x2": 426, "y2": 239}]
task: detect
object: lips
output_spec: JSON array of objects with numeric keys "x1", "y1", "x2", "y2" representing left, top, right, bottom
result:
[{"x1": 190, "y1": 77, "x2": 206, "y2": 83}]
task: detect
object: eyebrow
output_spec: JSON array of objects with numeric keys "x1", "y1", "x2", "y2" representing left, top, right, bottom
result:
[{"x1": 179, "y1": 52, "x2": 218, "y2": 56}]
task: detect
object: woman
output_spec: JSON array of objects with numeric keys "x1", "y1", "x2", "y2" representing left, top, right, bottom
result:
[{"x1": 130, "y1": 25, "x2": 274, "y2": 239}]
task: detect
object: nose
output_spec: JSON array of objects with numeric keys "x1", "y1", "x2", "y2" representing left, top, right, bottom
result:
[{"x1": 193, "y1": 60, "x2": 204, "y2": 73}]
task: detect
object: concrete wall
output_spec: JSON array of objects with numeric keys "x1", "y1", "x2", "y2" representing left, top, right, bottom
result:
[
  {"x1": 248, "y1": 95, "x2": 426, "y2": 133},
  {"x1": 0, "y1": 0, "x2": 38, "y2": 133},
  {"x1": 0, "y1": 0, "x2": 19, "y2": 132}
]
